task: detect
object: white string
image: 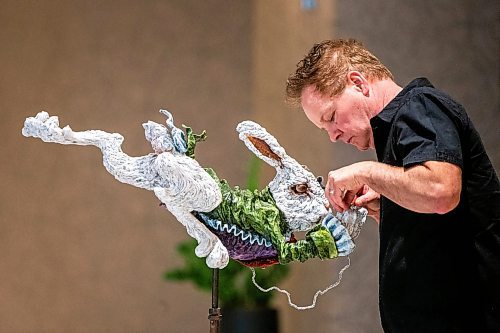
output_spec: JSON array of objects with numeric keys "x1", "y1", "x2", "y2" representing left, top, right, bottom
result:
[{"x1": 250, "y1": 256, "x2": 351, "y2": 310}]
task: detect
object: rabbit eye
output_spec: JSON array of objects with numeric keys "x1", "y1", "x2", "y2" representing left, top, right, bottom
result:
[{"x1": 291, "y1": 183, "x2": 309, "y2": 195}]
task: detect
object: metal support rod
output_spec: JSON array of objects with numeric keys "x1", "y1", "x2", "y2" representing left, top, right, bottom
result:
[{"x1": 208, "y1": 268, "x2": 222, "y2": 333}]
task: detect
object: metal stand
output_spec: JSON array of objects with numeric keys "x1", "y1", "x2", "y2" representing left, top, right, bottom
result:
[{"x1": 208, "y1": 268, "x2": 222, "y2": 333}]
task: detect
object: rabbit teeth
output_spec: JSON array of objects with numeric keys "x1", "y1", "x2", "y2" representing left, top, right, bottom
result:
[{"x1": 196, "y1": 213, "x2": 279, "y2": 262}]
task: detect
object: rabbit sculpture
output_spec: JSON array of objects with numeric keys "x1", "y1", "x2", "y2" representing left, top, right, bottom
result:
[{"x1": 22, "y1": 110, "x2": 367, "y2": 269}]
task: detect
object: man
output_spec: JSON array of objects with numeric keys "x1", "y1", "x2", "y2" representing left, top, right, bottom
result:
[{"x1": 286, "y1": 39, "x2": 499, "y2": 332}]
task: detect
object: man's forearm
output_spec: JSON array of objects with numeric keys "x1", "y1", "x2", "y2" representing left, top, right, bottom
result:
[{"x1": 358, "y1": 161, "x2": 461, "y2": 214}]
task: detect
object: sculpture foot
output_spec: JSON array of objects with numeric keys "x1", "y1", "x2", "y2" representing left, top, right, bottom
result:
[
  {"x1": 322, "y1": 213, "x2": 355, "y2": 256},
  {"x1": 205, "y1": 240, "x2": 229, "y2": 268}
]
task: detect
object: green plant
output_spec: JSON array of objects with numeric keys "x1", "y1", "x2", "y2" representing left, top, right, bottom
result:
[{"x1": 164, "y1": 156, "x2": 290, "y2": 308}]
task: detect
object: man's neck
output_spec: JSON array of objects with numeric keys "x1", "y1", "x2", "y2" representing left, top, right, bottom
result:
[{"x1": 370, "y1": 79, "x2": 403, "y2": 118}]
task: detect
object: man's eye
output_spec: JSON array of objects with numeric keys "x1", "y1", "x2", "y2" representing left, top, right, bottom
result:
[
  {"x1": 291, "y1": 184, "x2": 309, "y2": 194},
  {"x1": 330, "y1": 112, "x2": 336, "y2": 123}
]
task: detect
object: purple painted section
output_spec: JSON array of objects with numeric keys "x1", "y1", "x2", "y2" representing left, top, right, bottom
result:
[{"x1": 207, "y1": 225, "x2": 278, "y2": 261}]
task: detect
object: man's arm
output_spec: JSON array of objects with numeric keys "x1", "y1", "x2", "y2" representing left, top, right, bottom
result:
[{"x1": 326, "y1": 160, "x2": 462, "y2": 215}]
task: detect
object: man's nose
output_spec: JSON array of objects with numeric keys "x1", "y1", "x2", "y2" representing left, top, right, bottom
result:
[{"x1": 328, "y1": 129, "x2": 342, "y2": 142}]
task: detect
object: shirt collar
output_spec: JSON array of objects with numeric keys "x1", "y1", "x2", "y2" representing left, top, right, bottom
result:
[
  {"x1": 370, "y1": 77, "x2": 434, "y2": 127},
  {"x1": 369, "y1": 78, "x2": 434, "y2": 160}
]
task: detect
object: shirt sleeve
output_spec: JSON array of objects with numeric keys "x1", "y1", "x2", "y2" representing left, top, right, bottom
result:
[{"x1": 395, "y1": 93, "x2": 463, "y2": 168}]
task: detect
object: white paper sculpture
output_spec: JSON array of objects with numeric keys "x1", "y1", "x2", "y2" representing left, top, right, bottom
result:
[{"x1": 22, "y1": 110, "x2": 366, "y2": 270}]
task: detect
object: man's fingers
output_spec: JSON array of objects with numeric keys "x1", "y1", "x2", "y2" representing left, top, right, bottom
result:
[
  {"x1": 354, "y1": 192, "x2": 373, "y2": 206},
  {"x1": 344, "y1": 191, "x2": 356, "y2": 207},
  {"x1": 332, "y1": 186, "x2": 349, "y2": 211},
  {"x1": 326, "y1": 185, "x2": 347, "y2": 212},
  {"x1": 354, "y1": 196, "x2": 363, "y2": 206},
  {"x1": 356, "y1": 188, "x2": 379, "y2": 203}
]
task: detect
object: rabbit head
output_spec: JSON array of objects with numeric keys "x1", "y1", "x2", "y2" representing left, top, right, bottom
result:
[
  {"x1": 143, "y1": 110, "x2": 188, "y2": 154},
  {"x1": 236, "y1": 121, "x2": 329, "y2": 232},
  {"x1": 143, "y1": 121, "x2": 174, "y2": 154}
]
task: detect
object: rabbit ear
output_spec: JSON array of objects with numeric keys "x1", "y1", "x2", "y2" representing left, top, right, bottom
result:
[
  {"x1": 247, "y1": 136, "x2": 282, "y2": 164},
  {"x1": 236, "y1": 121, "x2": 286, "y2": 168}
]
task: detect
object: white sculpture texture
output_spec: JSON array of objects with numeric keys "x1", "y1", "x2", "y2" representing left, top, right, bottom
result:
[{"x1": 22, "y1": 110, "x2": 366, "y2": 270}]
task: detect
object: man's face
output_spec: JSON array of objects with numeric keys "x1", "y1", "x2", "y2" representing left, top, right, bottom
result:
[{"x1": 301, "y1": 84, "x2": 374, "y2": 151}]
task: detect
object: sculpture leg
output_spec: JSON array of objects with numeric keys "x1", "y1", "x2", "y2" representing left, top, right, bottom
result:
[{"x1": 167, "y1": 207, "x2": 229, "y2": 268}]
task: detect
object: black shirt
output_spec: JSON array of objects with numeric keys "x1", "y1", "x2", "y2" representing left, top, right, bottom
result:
[{"x1": 370, "y1": 78, "x2": 500, "y2": 332}]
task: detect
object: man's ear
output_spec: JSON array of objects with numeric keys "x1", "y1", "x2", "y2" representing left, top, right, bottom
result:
[{"x1": 347, "y1": 71, "x2": 369, "y2": 96}]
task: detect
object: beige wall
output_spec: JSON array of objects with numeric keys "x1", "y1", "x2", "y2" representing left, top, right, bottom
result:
[
  {"x1": 1, "y1": 1, "x2": 497, "y2": 332},
  {"x1": 1, "y1": 1, "x2": 252, "y2": 332},
  {"x1": 334, "y1": 0, "x2": 499, "y2": 167}
]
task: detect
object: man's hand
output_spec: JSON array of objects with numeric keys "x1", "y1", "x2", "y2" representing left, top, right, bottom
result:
[
  {"x1": 325, "y1": 162, "x2": 366, "y2": 212},
  {"x1": 354, "y1": 185, "x2": 380, "y2": 223},
  {"x1": 325, "y1": 163, "x2": 380, "y2": 222}
]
